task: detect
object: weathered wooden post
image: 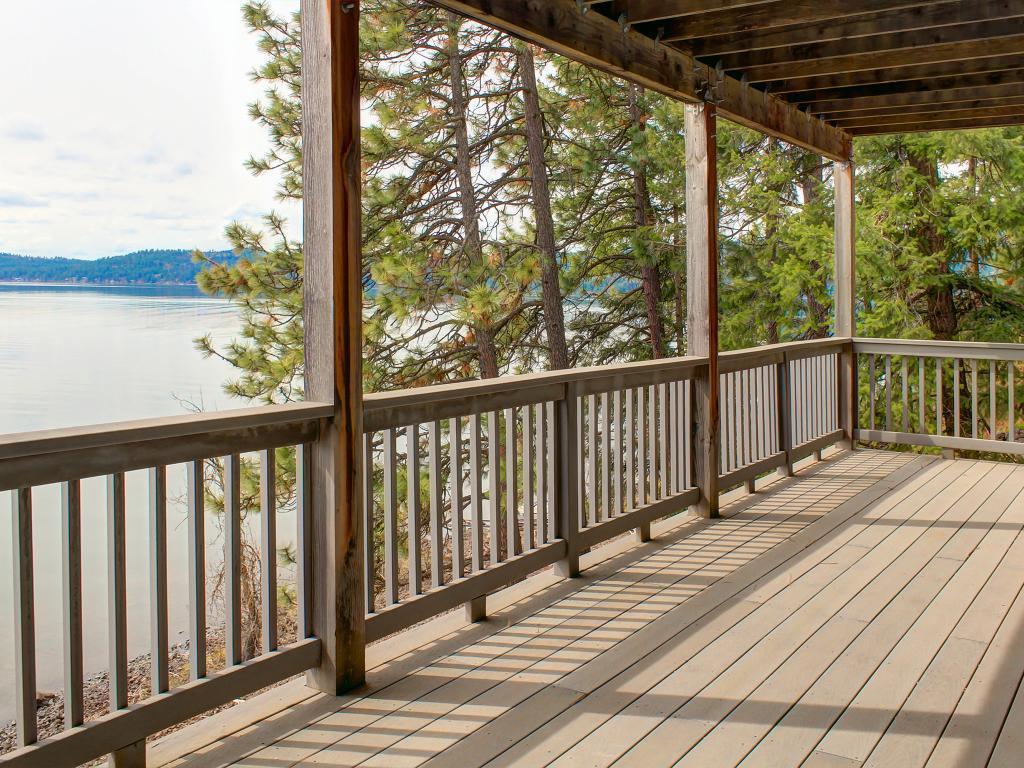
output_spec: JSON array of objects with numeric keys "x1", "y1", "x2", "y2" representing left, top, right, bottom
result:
[
  {"x1": 302, "y1": 0, "x2": 366, "y2": 693},
  {"x1": 685, "y1": 101, "x2": 720, "y2": 518},
  {"x1": 834, "y1": 158, "x2": 857, "y2": 448},
  {"x1": 554, "y1": 384, "x2": 581, "y2": 577}
]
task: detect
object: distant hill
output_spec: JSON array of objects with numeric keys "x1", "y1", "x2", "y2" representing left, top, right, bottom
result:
[{"x1": 0, "y1": 248, "x2": 244, "y2": 285}]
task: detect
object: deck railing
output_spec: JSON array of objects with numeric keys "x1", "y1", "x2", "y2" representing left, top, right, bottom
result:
[
  {"x1": 10, "y1": 336, "x2": 1021, "y2": 766},
  {"x1": 853, "y1": 339, "x2": 1024, "y2": 457}
]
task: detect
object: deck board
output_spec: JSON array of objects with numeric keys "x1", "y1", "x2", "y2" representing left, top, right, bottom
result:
[{"x1": 179, "y1": 449, "x2": 1024, "y2": 768}]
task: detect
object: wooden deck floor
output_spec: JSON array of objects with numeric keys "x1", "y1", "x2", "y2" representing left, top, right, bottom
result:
[{"x1": 176, "y1": 449, "x2": 1024, "y2": 768}]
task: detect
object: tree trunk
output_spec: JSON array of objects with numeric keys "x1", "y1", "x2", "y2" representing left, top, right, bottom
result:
[
  {"x1": 800, "y1": 154, "x2": 830, "y2": 338},
  {"x1": 628, "y1": 83, "x2": 665, "y2": 358},
  {"x1": 908, "y1": 146, "x2": 957, "y2": 341},
  {"x1": 517, "y1": 43, "x2": 570, "y2": 370},
  {"x1": 446, "y1": 12, "x2": 499, "y2": 379}
]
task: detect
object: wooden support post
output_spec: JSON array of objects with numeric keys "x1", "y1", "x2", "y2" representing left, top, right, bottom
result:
[
  {"x1": 465, "y1": 595, "x2": 486, "y2": 623},
  {"x1": 302, "y1": 0, "x2": 365, "y2": 694},
  {"x1": 554, "y1": 384, "x2": 581, "y2": 577},
  {"x1": 834, "y1": 158, "x2": 857, "y2": 449},
  {"x1": 685, "y1": 102, "x2": 720, "y2": 518}
]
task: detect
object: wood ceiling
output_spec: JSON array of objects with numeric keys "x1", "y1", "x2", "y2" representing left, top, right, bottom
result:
[
  {"x1": 586, "y1": 0, "x2": 1024, "y2": 135},
  {"x1": 432, "y1": 0, "x2": 1024, "y2": 158}
]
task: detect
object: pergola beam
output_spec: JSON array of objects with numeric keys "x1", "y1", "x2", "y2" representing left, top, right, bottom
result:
[
  {"x1": 429, "y1": 0, "x2": 851, "y2": 160},
  {"x1": 625, "y1": 0, "x2": 777, "y2": 25},
  {"x1": 835, "y1": 103, "x2": 1024, "y2": 129},
  {"x1": 853, "y1": 114, "x2": 1024, "y2": 134},
  {"x1": 819, "y1": 90, "x2": 1024, "y2": 118}
]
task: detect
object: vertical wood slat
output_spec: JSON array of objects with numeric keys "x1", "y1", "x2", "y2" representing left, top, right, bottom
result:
[
  {"x1": 296, "y1": 444, "x2": 313, "y2": 637},
  {"x1": 885, "y1": 356, "x2": 893, "y2": 432},
  {"x1": 648, "y1": 384, "x2": 658, "y2": 501},
  {"x1": 601, "y1": 392, "x2": 610, "y2": 522},
  {"x1": 637, "y1": 386, "x2": 647, "y2": 507},
  {"x1": 954, "y1": 358, "x2": 962, "y2": 438},
  {"x1": 150, "y1": 465, "x2": 170, "y2": 692},
  {"x1": 361, "y1": 435, "x2": 374, "y2": 615},
  {"x1": 449, "y1": 418, "x2": 465, "y2": 579},
  {"x1": 505, "y1": 408, "x2": 518, "y2": 557},
  {"x1": 186, "y1": 460, "x2": 208, "y2": 676},
  {"x1": 407, "y1": 424, "x2": 422, "y2": 595},
  {"x1": 428, "y1": 421, "x2": 444, "y2": 587},
  {"x1": 383, "y1": 429, "x2": 399, "y2": 603},
  {"x1": 487, "y1": 412, "x2": 501, "y2": 565},
  {"x1": 1010, "y1": 363, "x2": 1016, "y2": 443},
  {"x1": 108, "y1": 472, "x2": 129, "y2": 708},
  {"x1": 901, "y1": 357, "x2": 909, "y2": 432},
  {"x1": 972, "y1": 360, "x2": 980, "y2": 439},
  {"x1": 587, "y1": 394, "x2": 597, "y2": 526},
  {"x1": 522, "y1": 407, "x2": 533, "y2": 550},
  {"x1": 918, "y1": 357, "x2": 926, "y2": 434},
  {"x1": 12, "y1": 487, "x2": 36, "y2": 746},
  {"x1": 259, "y1": 452, "x2": 278, "y2": 653},
  {"x1": 60, "y1": 481, "x2": 84, "y2": 729},
  {"x1": 546, "y1": 401, "x2": 556, "y2": 540},
  {"x1": 470, "y1": 414, "x2": 484, "y2": 571},
  {"x1": 869, "y1": 354, "x2": 877, "y2": 430},
  {"x1": 936, "y1": 358, "x2": 944, "y2": 436},
  {"x1": 669, "y1": 382, "x2": 678, "y2": 494},
  {"x1": 224, "y1": 455, "x2": 242, "y2": 666},
  {"x1": 658, "y1": 383, "x2": 668, "y2": 497},
  {"x1": 536, "y1": 404, "x2": 547, "y2": 544},
  {"x1": 990, "y1": 360, "x2": 998, "y2": 440},
  {"x1": 625, "y1": 388, "x2": 635, "y2": 511},
  {"x1": 614, "y1": 388, "x2": 623, "y2": 515}
]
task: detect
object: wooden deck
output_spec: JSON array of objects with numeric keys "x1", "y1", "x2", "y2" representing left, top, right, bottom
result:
[{"x1": 172, "y1": 448, "x2": 1024, "y2": 768}]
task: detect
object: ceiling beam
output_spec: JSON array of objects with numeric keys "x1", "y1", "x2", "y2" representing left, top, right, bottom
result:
[
  {"x1": 683, "y1": 0, "x2": 963, "y2": 56},
  {"x1": 807, "y1": 78, "x2": 1024, "y2": 114},
  {"x1": 851, "y1": 114, "x2": 1024, "y2": 134},
  {"x1": 779, "y1": 53, "x2": 1024, "y2": 99},
  {"x1": 624, "y1": 0, "x2": 776, "y2": 25},
  {"x1": 835, "y1": 103, "x2": 1024, "y2": 128},
  {"x1": 740, "y1": 30, "x2": 1024, "y2": 83},
  {"x1": 820, "y1": 92, "x2": 1024, "y2": 118},
  {"x1": 710, "y1": 13, "x2": 1024, "y2": 71},
  {"x1": 427, "y1": 0, "x2": 852, "y2": 159},
  {"x1": 652, "y1": 0, "x2": 940, "y2": 42}
]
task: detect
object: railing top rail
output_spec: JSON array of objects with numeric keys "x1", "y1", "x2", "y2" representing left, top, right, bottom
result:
[
  {"x1": 720, "y1": 337, "x2": 849, "y2": 372},
  {"x1": 853, "y1": 337, "x2": 1024, "y2": 361},
  {"x1": 0, "y1": 402, "x2": 333, "y2": 491}
]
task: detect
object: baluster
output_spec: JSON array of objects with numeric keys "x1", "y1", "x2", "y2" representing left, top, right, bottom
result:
[
  {"x1": 648, "y1": 384, "x2": 658, "y2": 501},
  {"x1": 224, "y1": 456, "x2": 242, "y2": 665},
  {"x1": 954, "y1": 358, "x2": 961, "y2": 437},
  {"x1": 601, "y1": 392, "x2": 611, "y2": 519},
  {"x1": 587, "y1": 394, "x2": 597, "y2": 526},
  {"x1": 61, "y1": 481, "x2": 83, "y2": 728},
  {"x1": 429, "y1": 420, "x2": 444, "y2": 586},
  {"x1": 885, "y1": 355, "x2": 893, "y2": 433},
  {"x1": 869, "y1": 354, "x2": 877, "y2": 430},
  {"x1": 469, "y1": 414, "x2": 484, "y2": 571},
  {"x1": 522, "y1": 407, "x2": 533, "y2": 550},
  {"x1": 505, "y1": 408, "x2": 518, "y2": 557},
  {"x1": 722, "y1": 374, "x2": 731, "y2": 472},
  {"x1": 669, "y1": 381, "x2": 678, "y2": 495},
  {"x1": 614, "y1": 388, "x2": 623, "y2": 514},
  {"x1": 449, "y1": 418, "x2": 465, "y2": 579},
  {"x1": 407, "y1": 424, "x2": 422, "y2": 594},
  {"x1": 361, "y1": 435, "x2": 375, "y2": 614},
  {"x1": 918, "y1": 357, "x2": 926, "y2": 434},
  {"x1": 547, "y1": 401, "x2": 557, "y2": 538},
  {"x1": 108, "y1": 472, "x2": 130, "y2": 702},
  {"x1": 990, "y1": 360, "x2": 998, "y2": 440},
  {"x1": 626, "y1": 388, "x2": 635, "y2": 511},
  {"x1": 150, "y1": 465, "x2": 170, "y2": 689},
  {"x1": 936, "y1": 359, "x2": 943, "y2": 436},
  {"x1": 187, "y1": 460, "x2": 208, "y2": 671},
  {"x1": 972, "y1": 360, "x2": 979, "y2": 439},
  {"x1": 1010, "y1": 363, "x2": 1016, "y2": 444},
  {"x1": 658, "y1": 382, "x2": 668, "y2": 498},
  {"x1": 296, "y1": 444, "x2": 313, "y2": 637},
  {"x1": 684, "y1": 379, "x2": 693, "y2": 487},
  {"x1": 12, "y1": 487, "x2": 36, "y2": 745},
  {"x1": 488, "y1": 412, "x2": 501, "y2": 564},
  {"x1": 901, "y1": 356, "x2": 909, "y2": 433},
  {"x1": 637, "y1": 386, "x2": 647, "y2": 507},
  {"x1": 536, "y1": 403, "x2": 547, "y2": 544},
  {"x1": 383, "y1": 428, "x2": 399, "y2": 602},
  {"x1": 259, "y1": 452, "x2": 277, "y2": 653}
]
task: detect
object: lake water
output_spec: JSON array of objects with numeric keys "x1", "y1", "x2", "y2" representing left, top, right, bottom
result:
[{"x1": 0, "y1": 284, "x2": 257, "y2": 720}]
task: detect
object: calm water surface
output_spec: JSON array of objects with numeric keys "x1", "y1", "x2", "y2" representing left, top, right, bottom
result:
[{"x1": 0, "y1": 284, "x2": 290, "y2": 720}]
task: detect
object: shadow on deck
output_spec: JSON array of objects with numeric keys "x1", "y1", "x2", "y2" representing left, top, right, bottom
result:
[{"x1": 162, "y1": 449, "x2": 1024, "y2": 768}]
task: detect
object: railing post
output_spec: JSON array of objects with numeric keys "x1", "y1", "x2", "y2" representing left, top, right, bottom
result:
[
  {"x1": 554, "y1": 383, "x2": 580, "y2": 577},
  {"x1": 834, "y1": 158, "x2": 857, "y2": 449},
  {"x1": 301, "y1": 0, "x2": 365, "y2": 693},
  {"x1": 777, "y1": 353, "x2": 794, "y2": 477},
  {"x1": 685, "y1": 101, "x2": 720, "y2": 518}
]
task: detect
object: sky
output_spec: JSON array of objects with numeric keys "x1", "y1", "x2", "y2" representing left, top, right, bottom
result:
[{"x1": 0, "y1": 0, "x2": 300, "y2": 260}]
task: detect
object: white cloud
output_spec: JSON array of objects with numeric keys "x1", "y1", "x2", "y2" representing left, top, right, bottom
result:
[{"x1": 0, "y1": 0, "x2": 300, "y2": 260}]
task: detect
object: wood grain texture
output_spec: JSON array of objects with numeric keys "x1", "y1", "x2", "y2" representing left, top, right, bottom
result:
[
  {"x1": 686, "y1": 101, "x2": 720, "y2": 518},
  {"x1": 301, "y1": 0, "x2": 365, "y2": 693}
]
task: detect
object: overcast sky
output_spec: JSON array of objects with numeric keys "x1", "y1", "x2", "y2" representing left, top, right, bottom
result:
[{"x1": 1, "y1": 0, "x2": 300, "y2": 260}]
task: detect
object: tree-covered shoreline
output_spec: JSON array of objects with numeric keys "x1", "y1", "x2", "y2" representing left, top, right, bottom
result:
[{"x1": 0, "y1": 248, "x2": 241, "y2": 285}]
